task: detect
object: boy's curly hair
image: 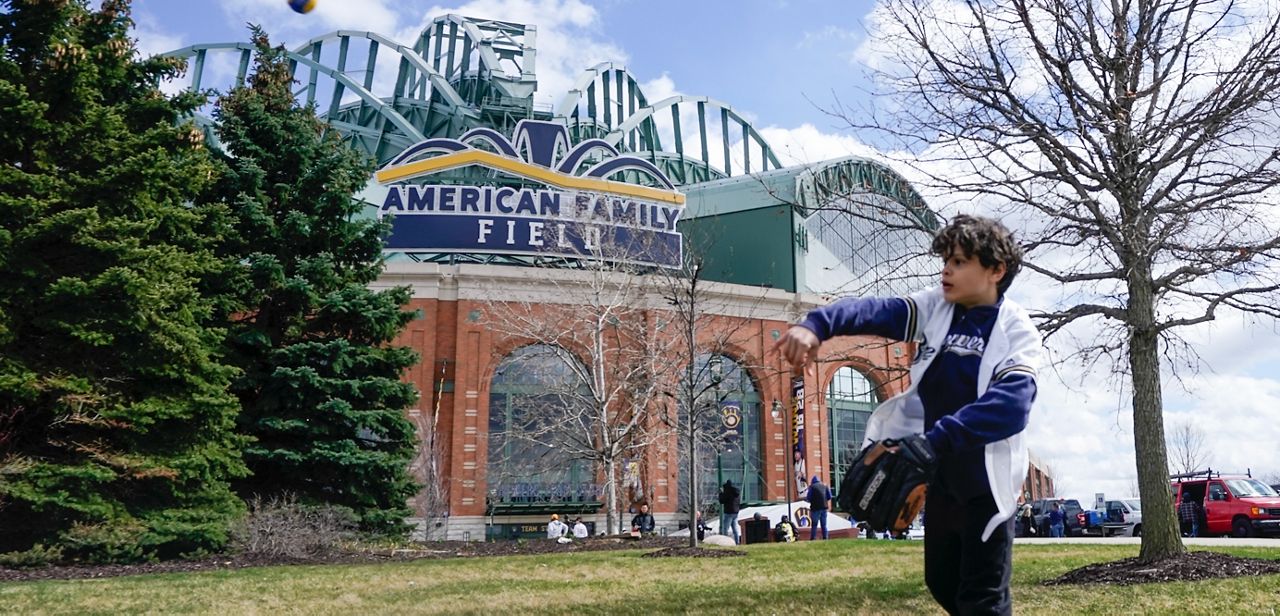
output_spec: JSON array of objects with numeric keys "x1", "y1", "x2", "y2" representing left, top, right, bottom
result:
[{"x1": 930, "y1": 215, "x2": 1023, "y2": 295}]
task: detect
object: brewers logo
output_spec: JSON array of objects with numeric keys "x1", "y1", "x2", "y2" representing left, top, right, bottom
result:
[{"x1": 721, "y1": 404, "x2": 742, "y2": 430}]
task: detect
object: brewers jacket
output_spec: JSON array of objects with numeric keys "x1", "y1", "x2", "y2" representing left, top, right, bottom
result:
[{"x1": 799, "y1": 286, "x2": 1043, "y2": 541}]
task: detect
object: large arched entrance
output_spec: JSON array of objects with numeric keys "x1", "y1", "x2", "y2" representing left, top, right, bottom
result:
[
  {"x1": 486, "y1": 345, "x2": 598, "y2": 519},
  {"x1": 676, "y1": 353, "x2": 765, "y2": 515},
  {"x1": 827, "y1": 366, "x2": 880, "y2": 492}
]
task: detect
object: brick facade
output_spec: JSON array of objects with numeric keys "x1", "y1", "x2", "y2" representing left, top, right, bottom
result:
[{"x1": 379, "y1": 262, "x2": 921, "y2": 537}]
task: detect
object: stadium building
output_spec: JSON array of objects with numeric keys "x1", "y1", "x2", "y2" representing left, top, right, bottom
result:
[{"x1": 168, "y1": 15, "x2": 1050, "y2": 539}]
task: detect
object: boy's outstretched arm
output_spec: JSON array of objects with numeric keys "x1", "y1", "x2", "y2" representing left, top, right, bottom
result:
[{"x1": 773, "y1": 297, "x2": 915, "y2": 372}]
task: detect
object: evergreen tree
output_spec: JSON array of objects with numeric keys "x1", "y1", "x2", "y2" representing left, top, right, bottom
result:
[
  {"x1": 0, "y1": 0, "x2": 246, "y2": 561},
  {"x1": 209, "y1": 30, "x2": 420, "y2": 533}
]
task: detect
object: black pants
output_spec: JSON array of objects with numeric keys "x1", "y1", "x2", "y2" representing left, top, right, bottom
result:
[{"x1": 924, "y1": 489, "x2": 1014, "y2": 615}]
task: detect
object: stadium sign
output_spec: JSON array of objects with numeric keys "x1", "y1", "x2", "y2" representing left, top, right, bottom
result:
[{"x1": 374, "y1": 120, "x2": 685, "y2": 267}]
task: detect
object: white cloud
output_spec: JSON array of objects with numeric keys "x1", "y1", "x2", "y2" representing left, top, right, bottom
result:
[
  {"x1": 639, "y1": 73, "x2": 679, "y2": 103},
  {"x1": 132, "y1": 10, "x2": 184, "y2": 58},
  {"x1": 757, "y1": 123, "x2": 879, "y2": 166},
  {"x1": 797, "y1": 25, "x2": 860, "y2": 49}
]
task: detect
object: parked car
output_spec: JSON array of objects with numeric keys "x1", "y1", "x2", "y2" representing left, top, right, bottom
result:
[
  {"x1": 1171, "y1": 471, "x2": 1280, "y2": 538},
  {"x1": 1098, "y1": 498, "x2": 1143, "y2": 537},
  {"x1": 1030, "y1": 498, "x2": 1085, "y2": 537}
]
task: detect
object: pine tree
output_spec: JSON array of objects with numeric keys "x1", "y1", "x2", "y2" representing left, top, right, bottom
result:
[
  {"x1": 0, "y1": 0, "x2": 246, "y2": 561},
  {"x1": 209, "y1": 29, "x2": 420, "y2": 533}
]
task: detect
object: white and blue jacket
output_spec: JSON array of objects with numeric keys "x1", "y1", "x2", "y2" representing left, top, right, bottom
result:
[{"x1": 799, "y1": 286, "x2": 1043, "y2": 541}]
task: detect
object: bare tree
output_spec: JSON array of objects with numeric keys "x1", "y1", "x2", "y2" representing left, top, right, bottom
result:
[
  {"x1": 652, "y1": 251, "x2": 771, "y2": 548},
  {"x1": 836, "y1": 0, "x2": 1280, "y2": 562},
  {"x1": 1166, "y1": 420, "x2": 1209, "y2": 476},
  {"x1": 411, "y1": 361, "x2": 452, "y2": 541},
  {"x1": 480, "y1": 233, "x2": 676, "y2": 536}
]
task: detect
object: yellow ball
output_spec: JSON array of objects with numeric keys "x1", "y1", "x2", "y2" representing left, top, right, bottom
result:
[{"x1": 288, "y1": 0, "x2": 316, "y2": 14}]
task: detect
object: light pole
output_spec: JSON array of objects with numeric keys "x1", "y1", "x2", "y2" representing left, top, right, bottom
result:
[{"x1": 771, "y1": 400, "x2": 793, "y2": 525}]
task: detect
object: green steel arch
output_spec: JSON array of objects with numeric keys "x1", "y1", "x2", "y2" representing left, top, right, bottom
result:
[
  {"x1": 290, "y1": 30, "x2": 469, "y2": 109},
  {"x1": 794, "y1": 156, "x2": 937, "y2": 231},
  {"x1": 605, "y1": 95, "x2": 783, "y2": 180},
  {"x1": 556, "y1": 66, "x2": 782, "y2": 184},
  {"x1": 164, "y1": 40, "x2": 462, "y2": 164},
  {"x1": 413, "y1": 15, "x2": 538, "y2": 107},
  {"x1": 285, "y1": 30, "x2": 481, "y2": 162},
  {"x1": 557, "y1": 63, "x2": 655, "y2": 143}
]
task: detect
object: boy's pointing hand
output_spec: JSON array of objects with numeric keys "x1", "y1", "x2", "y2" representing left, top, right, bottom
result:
[{"x1": 772, "y1": 325, "x2": 820, "y2": 374}]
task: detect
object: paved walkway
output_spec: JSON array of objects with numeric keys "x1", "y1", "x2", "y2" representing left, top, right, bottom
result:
[{"x1": 1015, "y1": 537, "x2": 1280, "y2": 548}]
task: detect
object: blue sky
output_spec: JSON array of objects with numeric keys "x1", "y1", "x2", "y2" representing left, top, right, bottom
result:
[
  {"x1": 594, "y1": 0, "x2": 878, "y2": 129},
  {"x1": 129, "y1": 0, "x2": 1280, "y2": 500}
]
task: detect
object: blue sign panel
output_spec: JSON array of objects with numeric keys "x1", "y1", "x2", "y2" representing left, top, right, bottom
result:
[{"x1": 375, "y1": 120, "x2": 685, "y2": 268}]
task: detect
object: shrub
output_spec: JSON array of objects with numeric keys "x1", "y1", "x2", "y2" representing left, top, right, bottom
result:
[
  {"x1": 230, "y1": 494, "x2": 356, "y2": 559},
  {"x1": 0, "y1": 544, "x2": 65, "y2": 569},
  {"x1": 61, "y1": 522, "x2": 148, "y2": 564}
]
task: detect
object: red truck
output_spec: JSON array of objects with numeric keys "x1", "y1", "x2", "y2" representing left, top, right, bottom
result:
[{"x1": 1171, "y1": 470, "x2": 1280, "y2": 538}]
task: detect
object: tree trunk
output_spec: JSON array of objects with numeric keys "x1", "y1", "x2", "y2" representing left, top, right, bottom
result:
[
  {"x1": 1129, "y1": 275, "x2": 1185, "y2": 562},
  {"x1": 604, "y1": 458, "x2": 618, "y2": 536},
  {"x1": 687, "y1": 428, "x2": 698, "y2": 548},
  {"x1": 685, "y1": 300, "x2": 700, "y2": 549}
]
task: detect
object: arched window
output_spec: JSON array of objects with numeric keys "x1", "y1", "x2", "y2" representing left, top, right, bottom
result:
[
  {"x1": 827, "y1": 366, "x2": 880, "y2": 492},
  {"x1": 487, "y1": 345, "x2": 595, "y2": 509},
  {"x1": 676, "y1": 354, "x2": 764, "y2": 514}
]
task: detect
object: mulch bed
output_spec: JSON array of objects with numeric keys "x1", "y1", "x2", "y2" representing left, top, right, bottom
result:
[
  {"x1": 0, "y1": 536, "x2": 693, "y2": 583},
  {"x1": 641, "y1": 546, "x2": 746, "y2": 559},
  {"x1": 1043, "y1": 551, "x2": 1280, "y2": 586}
]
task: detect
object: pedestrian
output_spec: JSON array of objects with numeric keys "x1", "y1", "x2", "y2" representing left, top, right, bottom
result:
[
  {"x1": 774, "y1": 515, "x2": 797, "y2": 543},
  {"x1": 1178, "y1": 493, "x2": 1201, "y2": 537},
  {"x1": 631, "y1": 503, "x2": 656, "y2": 536},
  {"x1": 546, "y1": 514, "x2": 568, "y2": 540},
  {"x1": 806, "y1": 475, "x2": 832, "y2": 540},
  {"x1": 718, "y1": 480, "x2": 741, "y2": 544},
  {"x1": 695, "y1": 511, "x2": 710, "y2": 541},
  {"x1": 774, "y1": 214, "x2": 1041, "y2": 615},
  {"x1": 1019, "y1": 501, "x2": 1035, "y2": 537},
  {"x1": 1047, "y1": 502, "x2": 1065, "y2": 538},
  {"x1": 572, "y1": 517, "x2": 589, "y2": 539}
]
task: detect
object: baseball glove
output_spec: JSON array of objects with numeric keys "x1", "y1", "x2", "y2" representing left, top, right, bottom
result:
[{"x1": 836, "y1": 434, "x2": 937, "y2": 533}]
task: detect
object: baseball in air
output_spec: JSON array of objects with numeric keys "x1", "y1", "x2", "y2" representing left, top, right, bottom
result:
[{"x1": 288, "y1": 0, "x2": 316, "y2": 14}]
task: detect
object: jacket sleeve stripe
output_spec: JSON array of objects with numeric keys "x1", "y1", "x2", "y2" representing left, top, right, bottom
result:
[
  {"x1": 994, "y1": 365, "x2": 1036, "y2": 382},
  {"x1": 903, "y1": 296, "x2": 918, "y2": 341}
]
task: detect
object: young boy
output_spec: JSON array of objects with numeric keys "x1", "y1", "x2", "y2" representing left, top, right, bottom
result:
[{"x1": 774, "y1": 215, "x2": 1041, "y2": 615}]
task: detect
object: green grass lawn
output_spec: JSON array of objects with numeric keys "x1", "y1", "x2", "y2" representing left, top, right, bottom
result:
[{"x1": 2, "y1": 542, "x2": 1278, "y2": 615}]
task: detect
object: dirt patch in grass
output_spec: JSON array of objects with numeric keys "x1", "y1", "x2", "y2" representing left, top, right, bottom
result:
[
  {"x1": 1043, "y1": 551, "x2": 1280, "y2": 586},
  {"x1": 0, "y1": 537, "x2": 693, "y2": 583},
  {"x1": 641, "y1": 546, "x2": 746, "y2": 559}
]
